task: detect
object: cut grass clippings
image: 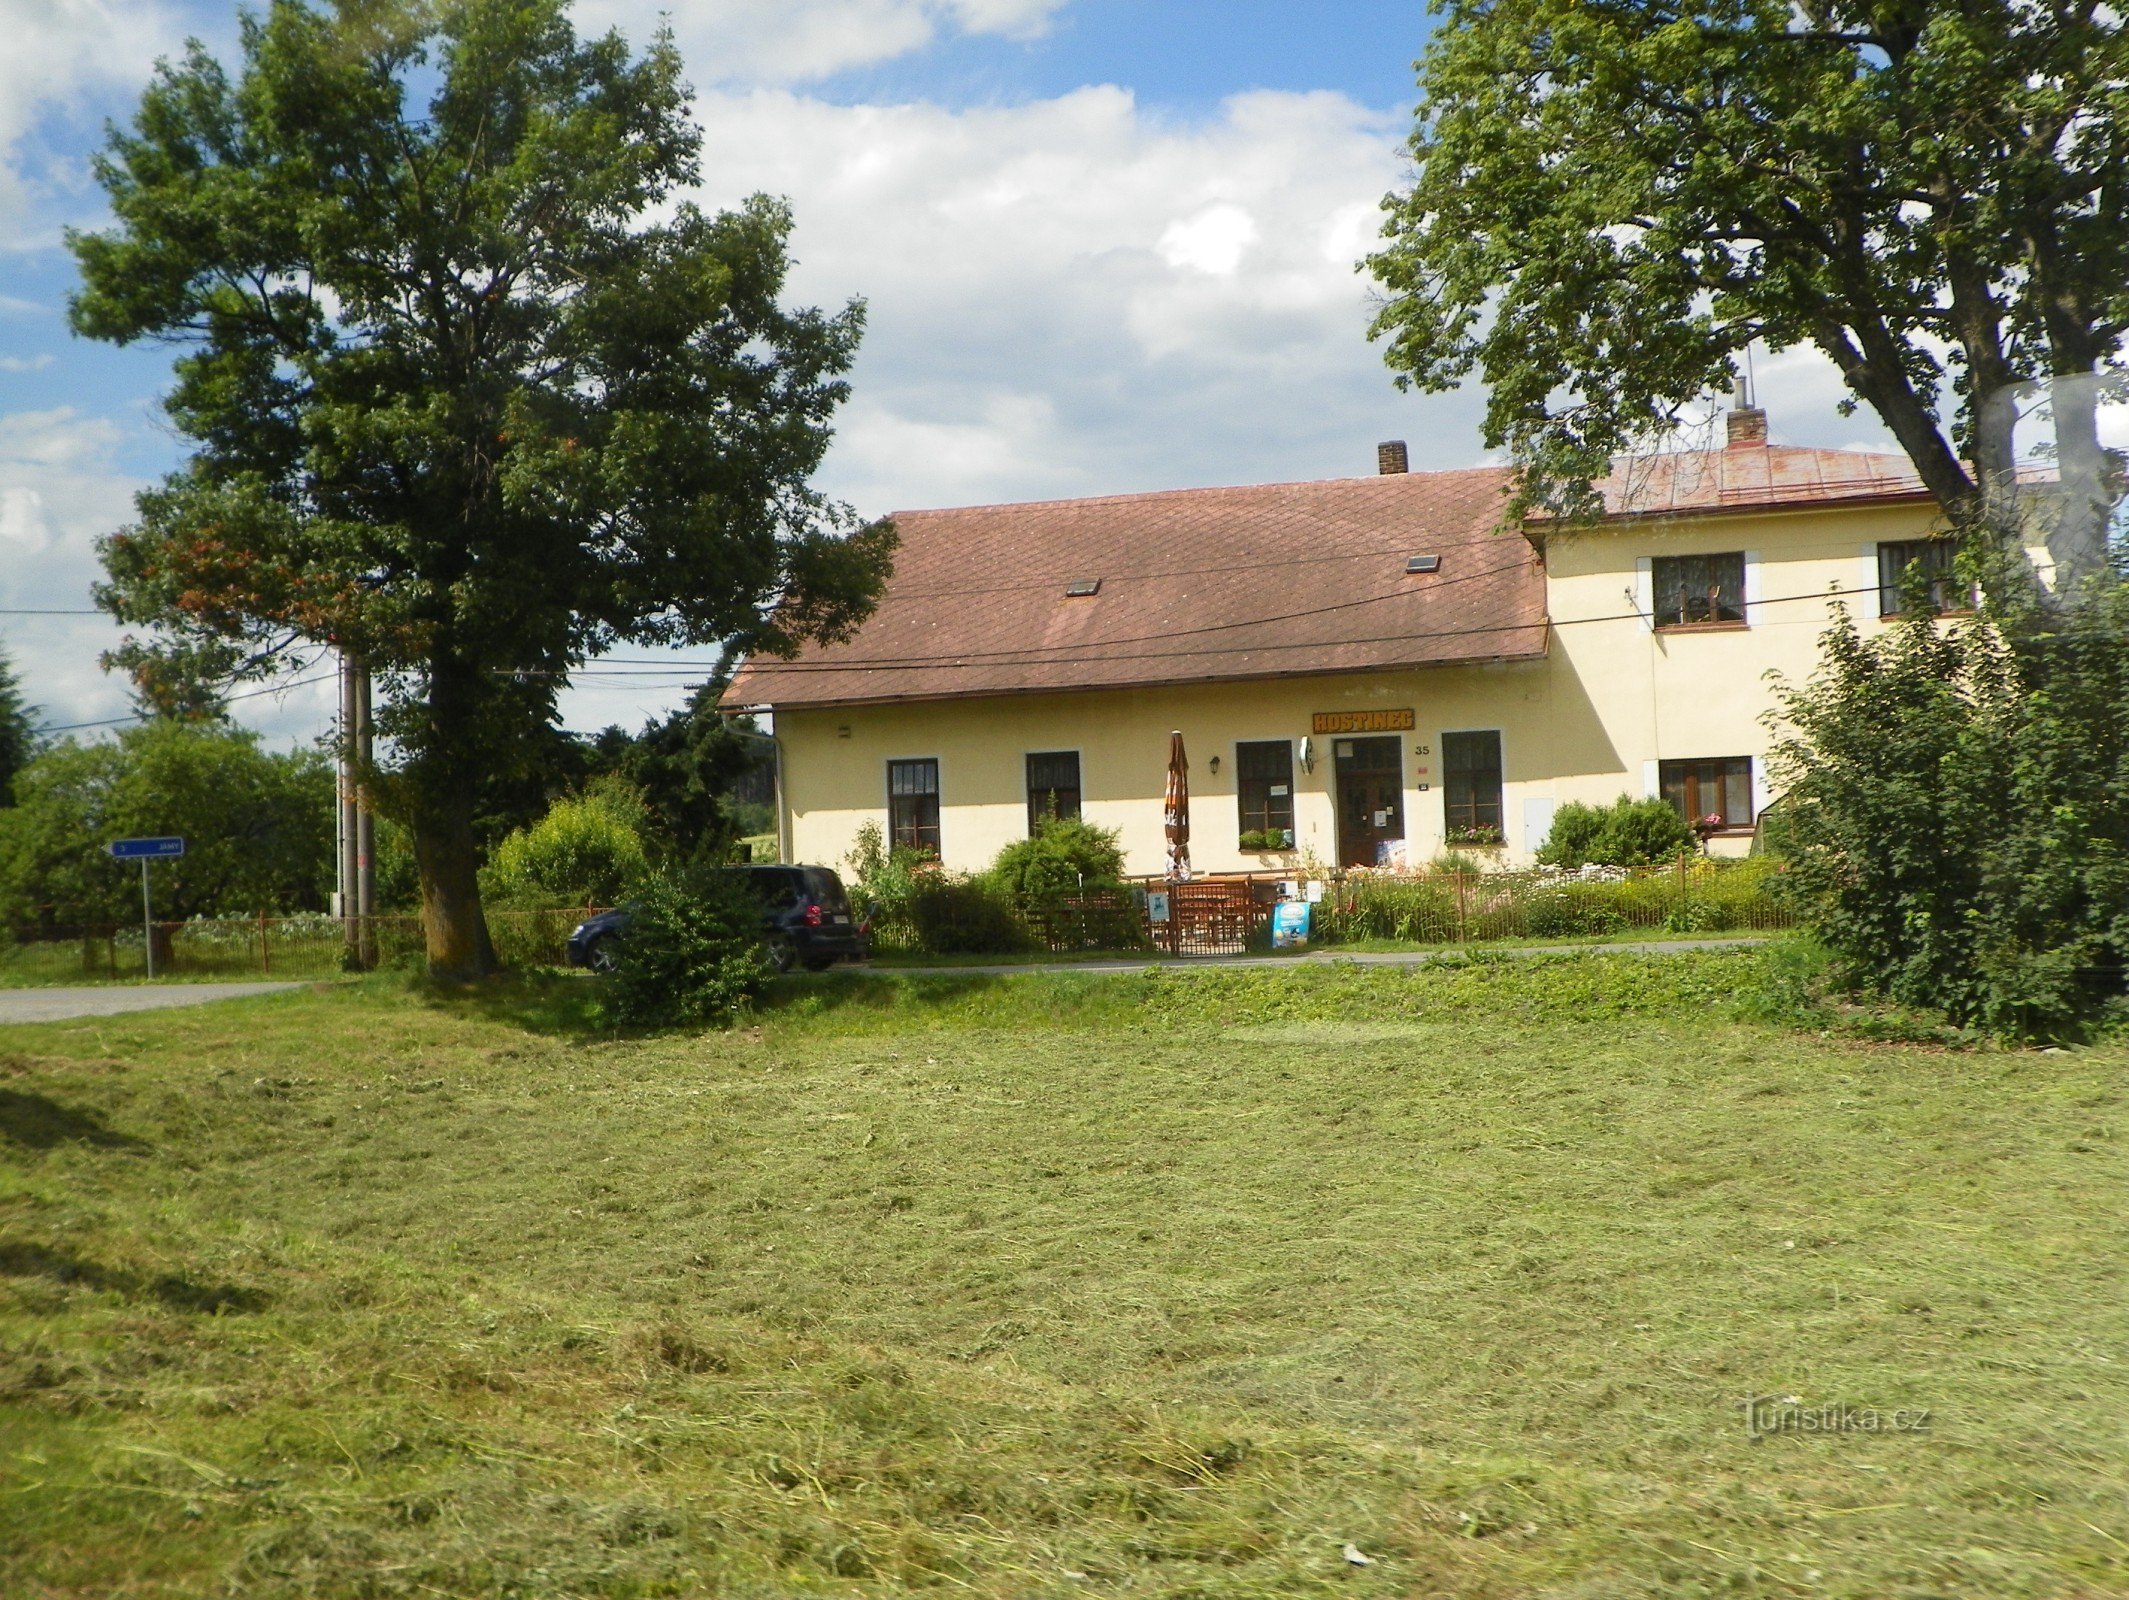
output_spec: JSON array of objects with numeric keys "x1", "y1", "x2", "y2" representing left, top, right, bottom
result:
[{"x1": 0, "y1": 949, "x2": 2125, "y2": 1597}]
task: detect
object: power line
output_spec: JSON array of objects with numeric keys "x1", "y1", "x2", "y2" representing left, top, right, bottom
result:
[
  {"x1": 35, "y1": 669, "x2": 337, "y2": 735},
  {"x1": 572, "y1": 552, "x2": 1541, "y2": 672},
  {"x1": 572, "y1": 576, "x2": 1916, "y2": 683}
]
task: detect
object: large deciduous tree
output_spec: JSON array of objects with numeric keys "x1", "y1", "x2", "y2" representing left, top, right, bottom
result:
[
  {"x1": 1369, "y1": 0, "x2": 2128, "y2": 581},
  {"x1": 70, "y1": 0, "x2": 893, "y2": 976}
]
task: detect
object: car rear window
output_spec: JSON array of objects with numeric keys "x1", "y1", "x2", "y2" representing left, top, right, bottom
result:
[
  {"x1": 798, "y1": 868, "x2": 850, "y2": 912},
  {"x1": 733, "y1": 868, "x2": 801, "y2": 906}
]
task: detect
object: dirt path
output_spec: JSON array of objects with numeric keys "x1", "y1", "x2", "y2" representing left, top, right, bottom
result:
[{"x1": 0, "y1": 983, "x2": 307, "y2": 1024}]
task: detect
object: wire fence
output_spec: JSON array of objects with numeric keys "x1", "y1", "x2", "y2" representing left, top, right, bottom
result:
[
  {"x1": 865, "y1": 858, "x2": 1791, "y2": 961},
  {"x1": 1314, "y1": 858, "x2": 1792, "y2": 944},
  {"x1": 3, "y1": 909, "x2": 600, "y2": 981},
  {"x1": 4, "y1": 860, "x2": 1792, "y2": 980}
]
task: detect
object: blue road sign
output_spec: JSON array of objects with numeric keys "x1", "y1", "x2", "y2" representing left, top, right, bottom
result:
[{"x1": 108, "y1": 836, "x2": 186, "y2": 861}]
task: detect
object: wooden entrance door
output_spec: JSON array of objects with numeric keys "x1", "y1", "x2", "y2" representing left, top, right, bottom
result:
[{"x1": 1335, "y1": 735, "x2": 1405, "y2": 867}]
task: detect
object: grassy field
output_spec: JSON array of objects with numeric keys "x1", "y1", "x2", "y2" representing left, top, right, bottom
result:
[{"x1": 2, "y1": 952, "x2": 2126, "y2": 1597}]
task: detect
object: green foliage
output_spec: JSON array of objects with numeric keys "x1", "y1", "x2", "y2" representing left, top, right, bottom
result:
[
  {"x1": 598, "y1": 867, "x2": 765, "y2": 1031},
  {"x1": 907, "y1": 877, "x2": 1030, "y2": 956},
  {"x1": 986, "y1": 817, "x2": 1127, "y2": 900},
  {"x1": 613, "y1": 684, "x2": 774, "y2": 868},
  {"x1": 1537, "y1": 796, "x2": 1697, "y2": 868},
  {"x1": 1770, "y1": 586, "x2": 2129, "y2": 1037},
  {"x1": 1317, "y1": 858, "x2": 1782, "y2": 945},
  {"x1": 480, "y1": 781, "x2": 651, "y2": 909},
  {"x1": 1368, "y1": 0, "x2": 2128, "y2": 587},
  {"x1": 0, "y1": 722, "x2": 332, "y2": 924},
  {"x1": 0, "y1": 648, "x2": 39, "y2": 805},
  {"x1": 70, "y1": 0, "x2": 893, "y2": 973},
  {"x1": 841, "y1": 819, "x2": 934, "y2": 931}
]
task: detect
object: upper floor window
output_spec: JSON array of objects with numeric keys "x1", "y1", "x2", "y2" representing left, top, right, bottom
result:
[
  {"x1": 1878, "y1": 539, "x2": 1968, "y2": 617},
  {"x1": 887, "y1": 758, "x2": 940, "y2": 855},
  {"x1": 1443, "y1": 729, "x2": 1504, "y2": 840},
  {"x1": 1653, "y1": 552, "x2": 1746, "y2": 629},
  {"x1": 1236, "y1": 740, "x2": 1295, "y2": 848},
  {"x1": 1661, "y1": 756, "x2": 1754, "y2": 833},
  {"x1": 1025, "y1": 750, "x2": 1082, "y2": 832}
]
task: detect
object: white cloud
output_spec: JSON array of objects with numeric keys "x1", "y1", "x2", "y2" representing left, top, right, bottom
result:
[
  {"x1": 0, "y1": 353, "x2": 54, "y2": 372},
  {"x1": 0, "y1": 405, "x2": 135, "y2": 730},
  {"x1": 1158, "y1": 203, "x2": 1259, "y2": 277},
  {"x1": 0, "y1": 0, "x2": 185, "y2": 231},
  {"x1": 574, "y1": 0, "x2": 1064, "y2": 85},
  {"x1": 678, "y1": 84, "x2": 1458, "y2": 517}
]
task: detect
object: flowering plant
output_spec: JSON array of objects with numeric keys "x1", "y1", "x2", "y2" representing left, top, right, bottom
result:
[{"x1": 1444, "y1": 824, "x2": 1505, "y2": 846}]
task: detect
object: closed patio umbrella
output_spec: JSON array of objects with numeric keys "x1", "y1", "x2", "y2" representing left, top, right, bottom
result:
[{"x1": 1163, "y1": 729, "x2": 1191, "y2": 882}]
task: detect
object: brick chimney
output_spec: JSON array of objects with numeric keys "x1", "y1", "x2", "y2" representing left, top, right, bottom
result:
[
  {"x1": 1725, "y1": 407, "x2": 1768, "y2": 449},
  {"x1": 1377, "y1": 439, "x2": 1410, "y2": 475}
]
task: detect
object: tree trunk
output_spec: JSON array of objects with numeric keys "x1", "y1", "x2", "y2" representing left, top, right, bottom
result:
[
  {"x1": 2046, "y1": 370, "x2": 2115, "y2": 592},
  {"x1": 414, "y1": 795, "x2": 497, "y2": 980}
]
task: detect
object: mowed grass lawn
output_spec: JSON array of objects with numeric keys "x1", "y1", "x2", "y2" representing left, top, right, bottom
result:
[{"x1": 2, "y1": 952, "x2": 2126, "y2": 1598}]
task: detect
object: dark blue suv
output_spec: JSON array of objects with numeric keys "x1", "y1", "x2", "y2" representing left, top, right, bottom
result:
[{"x1": 566, "y1": 865, "x2": 869, "y2": 975}]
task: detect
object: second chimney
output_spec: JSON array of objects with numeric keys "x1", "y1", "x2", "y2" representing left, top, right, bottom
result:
[
  {"x1": 1725, "y1": 407, "x2": 1768, "y2": 449},
  {"x1": 1377, "y1": 439, "x2": 1410, "y2": 475}
]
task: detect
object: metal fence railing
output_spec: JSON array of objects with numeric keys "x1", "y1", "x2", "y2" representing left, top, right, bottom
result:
[{"x1": 860, "y1": 859, "x2": 1788, "y2": 962}]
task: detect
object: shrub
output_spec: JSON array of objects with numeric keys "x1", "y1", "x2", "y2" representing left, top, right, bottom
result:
[
  {"x1": 908, "y1": 877, "x2": 1030, "y2": 955},
  {"x1": 1770, "y1": 581, "x2": 2129, "y2": 1038},
  {"x1": 599, "y1": 868, "x2": 765, "y2": 1031},
  {"x1": 987, "y1": 818, "x2": 1126, "y2": 900},
  {"x1": 1537, "y1": 796, "x2": 1696, "y2": 868},
  {"x1": 842, "y1": 820, "x2": 938, "y2": 951},
  {"x1": 482, "y1": 782, "x2": 650, "y2": 909}
]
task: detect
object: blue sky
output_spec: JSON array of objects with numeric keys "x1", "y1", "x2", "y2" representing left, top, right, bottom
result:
[{"x1": 0, "y1": 0, "x2": 1874, "y2": 744}]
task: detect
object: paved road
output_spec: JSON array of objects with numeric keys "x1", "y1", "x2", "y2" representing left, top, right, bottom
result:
[
  {"x1": 861, "y1": 937, "x2": 1771, "y2": 979},
  {"x1": 0, "y1": 983, "x2": 306, "y2": 1024}
]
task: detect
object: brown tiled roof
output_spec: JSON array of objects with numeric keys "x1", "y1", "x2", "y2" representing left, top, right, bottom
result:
[
  {"x1": 1590, "y1": 445, "x2": 1928, "y2": 518},
  {"x1": 723, "y1": 468, "x2": 1548, "y2": 710},
  {"x1": 722, "y1": 444, "x2": 1950, "y2": 712}
]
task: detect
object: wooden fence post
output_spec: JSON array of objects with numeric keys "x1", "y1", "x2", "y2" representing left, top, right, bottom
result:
[
  {"x1": 1456, "y1": 870, "x2": 1469, "y2": 943},
  {"x1": 259, "y1": 910, "x2": 270, "y2": 975}
]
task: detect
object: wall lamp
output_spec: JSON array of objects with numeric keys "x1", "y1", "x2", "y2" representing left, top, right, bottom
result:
[{"x1": 1208, "y1": 754, "x2": 1222, "y2": 775}]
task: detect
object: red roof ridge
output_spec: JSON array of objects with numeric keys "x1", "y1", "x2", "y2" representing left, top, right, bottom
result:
[{"x1": 884, "y1": 462, "x2": 1514, "y2": 521}]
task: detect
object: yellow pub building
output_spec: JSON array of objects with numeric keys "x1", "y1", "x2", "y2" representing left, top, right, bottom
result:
[{"x1": 723, "y1": 409, "x2": 1973, "y2": 878}]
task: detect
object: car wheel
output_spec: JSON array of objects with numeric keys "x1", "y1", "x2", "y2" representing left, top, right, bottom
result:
[
  {"x1": 764, "y1": 933, "x2": 798, "y2": 974},
  {"x1": 585, "y1": 935, "x2": 621, "y2": 974}
]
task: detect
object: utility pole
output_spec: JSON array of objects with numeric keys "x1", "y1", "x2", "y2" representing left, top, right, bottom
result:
[
  {"x1": 339, "y1": 653, "x2": 361, "y2": 968},
  {"x1": 355, "y1": 660, "x2": 376, "y2": 967}
]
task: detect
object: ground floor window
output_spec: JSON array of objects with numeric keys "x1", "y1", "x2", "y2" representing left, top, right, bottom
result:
[
  {"x1": 1026, "y1": 750, "x2": 1082, "y2": 831},
  {"x1": 1236, "y1": 739, "x2": 1295, "y2": 848},
  {"x1": 1878, "y1": 538, "x2": 1968, "y2": 616},
  {"x1": 888, "y1": 758, "x2": 941, "y2": 855},
  {"x1": 1443, "y1": 730, "x2": 1504, "y2": 841},
  {"x1": 1661, "y1": 756, "x2": 1754, "y2": 832}
]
